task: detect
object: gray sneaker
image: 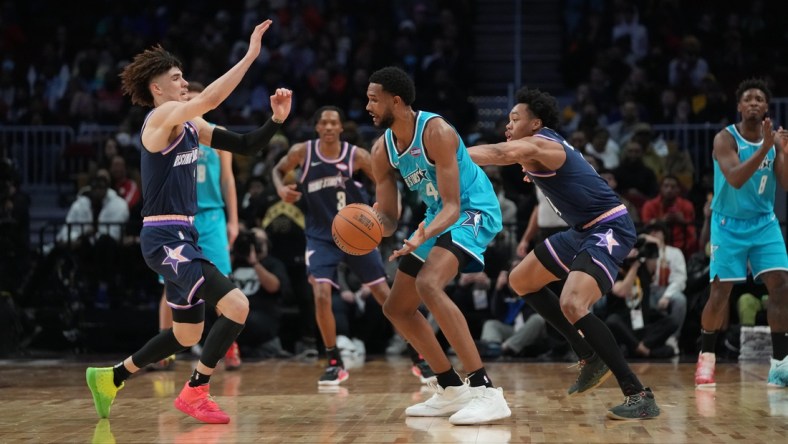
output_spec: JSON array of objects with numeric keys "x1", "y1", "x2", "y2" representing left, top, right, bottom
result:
[
  {"x1": 606, "y1": 387, "x2": 661, "y2": 420},
  {"x1": 568, "y1": 355, "x2": 612, "y2": 395}
]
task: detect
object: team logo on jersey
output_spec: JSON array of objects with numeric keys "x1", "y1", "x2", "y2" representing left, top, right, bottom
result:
[
  {"x1": 593, "y1": 229, "x2": 620, "y2": 254},
  {"x1": 759, "y1": 157, "x2": 773, "y2": 171},
  {"x1": 461, "y1": 210, "x2": 483, "y2": 236},
  {"x1": 307, "y1": 172, "x2": 348, "y2": 193},
  {"x1": 173, "y1": 148, "x2": 199, "y2": 167},
  {"x1": 411, "y1": 147, "x2": 422, "y2": 157},
  {"x1": 162, "y1": 244, "x2": 191, "y2": 274},
  {"x1": 336, "y1": 163, "x2": 348, "y2": 171},
  {"x1": 404, "y1": 168, "x2": 427, "y2": 187}
]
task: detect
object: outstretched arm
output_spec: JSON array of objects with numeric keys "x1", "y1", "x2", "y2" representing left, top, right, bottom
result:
[
  {"x1": 207, "y1": 88, "x2": 292, "y2": 156},
  {"x1": 468, "y1": 139, "x2": 538, "y2": 166},
  {"x1": 144, "y1": 20, "x2": 273, "y2": 150}
]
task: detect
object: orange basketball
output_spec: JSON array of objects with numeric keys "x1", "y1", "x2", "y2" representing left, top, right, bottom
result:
[{"x1": 332, "y1": 203, "x2": 383, "y2": 256}]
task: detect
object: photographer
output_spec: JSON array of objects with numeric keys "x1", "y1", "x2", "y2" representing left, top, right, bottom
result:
[
  {"x1": 230, "y1": 228, "x2": 292, "y2": 358},
  {"x1": 643, "y1": 222, "x2": 687, "y2": 351},
  {"x1": 602, "y1": 236, "x2": 677, "y2": 358}
]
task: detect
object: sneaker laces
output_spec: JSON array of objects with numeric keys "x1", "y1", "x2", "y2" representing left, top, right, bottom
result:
[
  {"x1": 195, "y1": 394, "x2": 223, "y2": 412},
  {"x1": 567, "y1": 359, "x2": 586, "y2": 370},
  {"x1": 621, "y1": 392, "x2": 642, "y2": 407}
]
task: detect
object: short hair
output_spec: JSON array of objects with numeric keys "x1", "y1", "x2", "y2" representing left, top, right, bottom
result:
[
  {"x1": 369, "y1": 67, "x2": 416, "y2": 105},
  {"x1": 515, "y1": 87, "x2": 560, "y2": 130},
  {"x1": 736, "y1": 78, "x2": 771, "y2": 103},
  {"x1": 313, "y1": 105, "x2": 345, "y2": 125},
  {"x1": 120, "y1": 44, "x2": 182, "y2": 107}
]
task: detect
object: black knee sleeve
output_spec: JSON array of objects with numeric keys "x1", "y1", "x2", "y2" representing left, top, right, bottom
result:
[
  {"x1": 195, "y1": 261, "x2": 237, "y2": 306},
  {"x1": 200, "y1": 316, "x2": 245, "y2": 368},
  {"x1": 131, "y1": 328, "x2": 187, "y2": 368}
]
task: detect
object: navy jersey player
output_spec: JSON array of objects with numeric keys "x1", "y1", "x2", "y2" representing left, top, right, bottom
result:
[
  {"x1": 86, "y1": 20, "x2": 293, "y2": 424},
  {"x1": 696, "y1": 78, "x2": 788, "y2": 388},
  {"x1": 272, "y1": 106, "x2": 393, "y2": 386},
  {"x1": 367, "y1": 67, "x2": 511, "y2": 425},
  {"x1": 469, "y1": 87, "x2": 660, "y2": 420}
]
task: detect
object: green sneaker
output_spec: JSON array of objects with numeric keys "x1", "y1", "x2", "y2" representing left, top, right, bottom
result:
[
  {"x1": 606, "y1": 387, "x2": 661, "y2": 420},
  {"x1": 86, "y1": 367, "x2": 124, "y2": 419},
  {"x1": 568, "y1": 355, "x2": 612, "y2": 395}
]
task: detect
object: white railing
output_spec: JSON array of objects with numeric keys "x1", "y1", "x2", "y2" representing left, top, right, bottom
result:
[{"x1": 4, "y1": 97, "x2": 788, "y2": 188}]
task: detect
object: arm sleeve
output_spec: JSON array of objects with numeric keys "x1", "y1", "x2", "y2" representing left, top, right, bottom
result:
[{"x1": 210, "y1": 118, "x2": 283, "y2": 156}]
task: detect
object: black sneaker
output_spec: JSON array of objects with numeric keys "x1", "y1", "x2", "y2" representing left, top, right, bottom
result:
[
  {"x1": 606, "y1": 387, "x2": 661, "y2": 420},
  {"x1": 318, "y1": 359, "x2": 349, "y2": 386},
  {"x1": 568, "y1": 354, "x2": 612, "y2": 395},
  {"x1": 411, "y1": 359, "x2": 437, "y2": 384}
]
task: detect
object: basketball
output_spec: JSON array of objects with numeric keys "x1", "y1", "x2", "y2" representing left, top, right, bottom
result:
[{"x1": 332, "y1": 203, "x2": 383, "y2": 256}]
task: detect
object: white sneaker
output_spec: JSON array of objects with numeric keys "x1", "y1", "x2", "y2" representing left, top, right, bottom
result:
[
  {"x1": 405, "y1": 381, "x2": 474, "y2": 417},
  {"x1": 449, "y1": 386, "x2": 512, "y2": 425}
]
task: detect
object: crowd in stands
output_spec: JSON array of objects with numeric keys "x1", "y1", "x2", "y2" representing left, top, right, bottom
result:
[{"x1": 1, "y1": 0, "x2": 786, "y2": 360}]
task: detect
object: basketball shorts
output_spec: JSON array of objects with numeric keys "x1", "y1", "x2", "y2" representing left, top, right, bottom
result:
[
  {"x1": 410, "y1": 207, "x2": 502, "y2": 273},
  {"x1": 710, "y1": 212, "x2": 788, "y2": 282},
  {"x1": 539, "y1": 214, "x2": 637, "y2": 293},
  {"x1": 141, "y1": 219, "x2": 208, "y2": 310},
  {"x1": 194, "y1": 207, "x2": 231, "y2": 275},
  {"x1": 305, "y1": 236, "x2": 387, "y2": 288}
]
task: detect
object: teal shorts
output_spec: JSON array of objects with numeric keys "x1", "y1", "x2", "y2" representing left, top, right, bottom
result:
[
  {"x1": 194, "y1": 207, "x2": 231, "y2": 276},
  {"x1": 410, "y1": 208, "x2": 502, "y2": 273},
  {"x1": 709, "y1": 212, "x2": 788, "y2": 282}
]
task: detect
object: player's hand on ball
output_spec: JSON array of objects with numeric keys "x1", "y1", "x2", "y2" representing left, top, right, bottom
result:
[
  {"x1": 389, "y1": 221, "x2": 426, "y2": 261},
  {"x1": 277, "y1": 184, "x2": 301, "y2": 203}
]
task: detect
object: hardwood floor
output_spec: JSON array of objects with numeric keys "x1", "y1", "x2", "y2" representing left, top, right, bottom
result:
[{"x1": 0, "y1": 356, "x2": 786, "y2": 443}]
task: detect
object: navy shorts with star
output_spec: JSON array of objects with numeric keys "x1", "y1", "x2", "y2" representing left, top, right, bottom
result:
[
  {"x1": 140, "y1": 220, "x2": 209, "y2": 310},
  {"x1": 540, "y1": 214, "x2": 637, "y2": 290}
]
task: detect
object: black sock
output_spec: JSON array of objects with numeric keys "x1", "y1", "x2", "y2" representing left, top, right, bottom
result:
[
  {"x1": 772, "y1": 332, "x2": 788, "y2": 361},
  {"x1": 574, "y1": 313, "x2": 644, "y2": 396},
  {"x1": 523, "y1": 288, "x2": 594, "y2": 360},
  {"x1": 406, "y1": 342, "x2": 421, "y2": 363},
  {"x1": 199, "y1": 316, "x2": 245, "y2": 368},
  {"x1": 112, "y1": 362, "x2": 131, "y2": 387},
  {"x1": 188, "y1": 369, "x2": 211, "y2": 387},
  {"x1": 130, "y1": 328, "x2": 187, "y2": 368},
  {"x1": 467, "y1": 367, "x2": 493, "y2": 388},
  {"x1": 436, "y1": 368, "x2": 463, "y2": 388},
  {"x1": 326, "y1": 347, "x2": 344, "y2": 367},
  {"x1": 700, "y1": 330, "x2": 718, "y2": 354}
]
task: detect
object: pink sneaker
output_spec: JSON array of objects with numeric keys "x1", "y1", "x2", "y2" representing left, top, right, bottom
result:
[
  {"x1": 695, "y1": 352, "x2": 716, "y2": 388},
  {"x1": 173, "y1": 382, "x2": 230, "y2": 424},
  {"x1": 224, "y1": 342, "x2": 242, "y2": 371}
]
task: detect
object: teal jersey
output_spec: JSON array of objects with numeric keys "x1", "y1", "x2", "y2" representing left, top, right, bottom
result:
[
  {"x1": 711, "y1": 124, "x2": 776, "y2": 219},
  {"x1": 383, "y1": 110, "x2": 501, "y2": 226},
  {"x1": 196, "y1": 124, "x2": 224, "y2": 212}
]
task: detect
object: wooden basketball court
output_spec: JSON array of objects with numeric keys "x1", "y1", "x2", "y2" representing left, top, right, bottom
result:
[{"x1": 0, "y1": 356, "x2": 786, "y2": 443}]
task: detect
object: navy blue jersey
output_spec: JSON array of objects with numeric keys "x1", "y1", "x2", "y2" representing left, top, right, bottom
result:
[
  {"x1": 140, "y1": 111, "x2": 200, "y2": 217},
  {"x1": 526, "y1": 128, "x2": 623, "y2": 230},
  {"x1": 298, "y1": 139, "x2": 369, "y2": 241}
]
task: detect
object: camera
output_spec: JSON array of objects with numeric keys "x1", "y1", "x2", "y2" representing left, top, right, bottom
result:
[
  {"x1": 634, "y1": 235, "x2": 659, "y2": 260},
  {"x1": 623, "y1": 235, "x2": 659, "y2": 268},
  {"x1": 234, "y1": 229, "x2": 261, "y2": 259}
]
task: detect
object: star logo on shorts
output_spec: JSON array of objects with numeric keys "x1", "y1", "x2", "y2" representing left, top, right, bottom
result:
[
  {"x1": 162, "y1": 244, "x2": 191, "y2": 274},
  {"x1": 461, "y1": 210, "x2": 482, "y2": 237},
  {"x1": 593, "y1": 229, "x2": 620, "y2": 254},
  {"x1": 710, "y1": 244, "x2": 718, "y2": 262},
  {"x1": 305, "y1": 249, "x2": 315, "y2": 266}
]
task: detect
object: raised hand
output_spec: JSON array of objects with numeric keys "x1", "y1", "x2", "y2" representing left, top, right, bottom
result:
[
  {"x1": 763, "y1": 117, "x2": 775, "y2": 150},
  {"x1": 776, "y1": 125, "x2": 788, "y2": 153},
  {"x1": 270, "y1": 88, "x2": 293, "y2": 122},
  {"x1": 247, "y1": 20, "x2": 273, "y2": 60}
]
